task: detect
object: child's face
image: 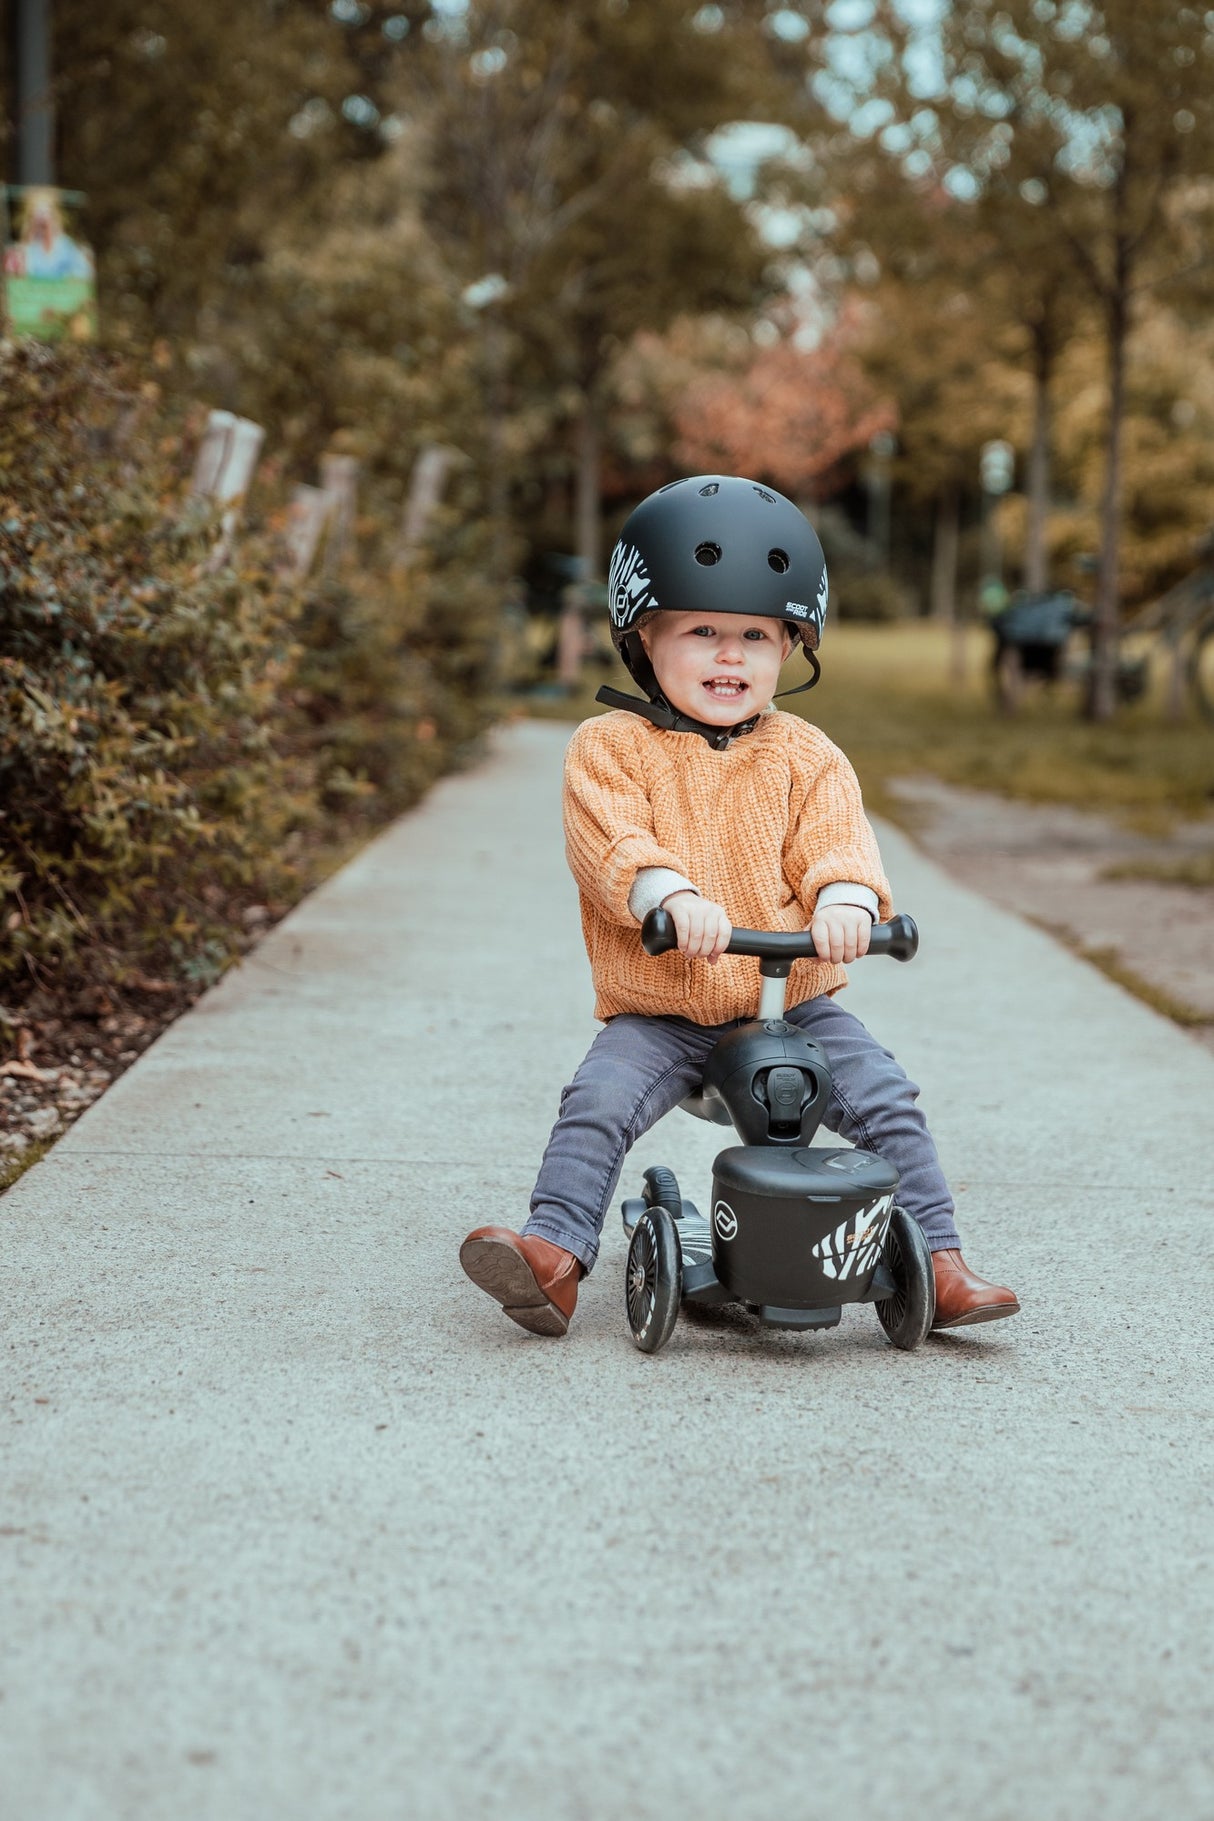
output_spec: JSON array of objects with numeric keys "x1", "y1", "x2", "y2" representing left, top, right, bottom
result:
[{"x1": 639, "y1": 611, "x2": 792, "y2": 727}]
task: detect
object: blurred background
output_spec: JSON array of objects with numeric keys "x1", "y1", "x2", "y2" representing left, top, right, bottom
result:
[{"x1": 3, "y1": 1, "x2": 1214, "y2": 1159}]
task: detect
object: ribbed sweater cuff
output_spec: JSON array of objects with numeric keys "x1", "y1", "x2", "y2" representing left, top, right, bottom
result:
[
  {"x1": 627, "y1": 867, "x2": 700, "y2": 923},
  {"x1": 815, "y1": 881, "x2": 880, "y2": 920}
]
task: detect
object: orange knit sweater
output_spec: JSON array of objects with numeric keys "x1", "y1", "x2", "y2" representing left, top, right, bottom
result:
[{"x1": 564, "y1": 709, "x2": 893, "y2": 1024}]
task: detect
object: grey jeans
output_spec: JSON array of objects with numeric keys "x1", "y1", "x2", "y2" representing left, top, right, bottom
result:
[{"x1": 522, "y1": 998, "x2": 961, "y2": 1272}]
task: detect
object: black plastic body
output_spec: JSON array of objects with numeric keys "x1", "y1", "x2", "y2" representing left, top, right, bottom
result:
[
  {"x1": 699, "y1": 1021, "x2": 831, "y2": 1146},
  {"x1": 709, "y1": 1146, "x2": 898, "y2": 1310}
]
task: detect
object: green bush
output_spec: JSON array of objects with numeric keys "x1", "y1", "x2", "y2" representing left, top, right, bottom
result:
[{"x1": 0, "y1": 341, "x2": 495, "y2": 997}]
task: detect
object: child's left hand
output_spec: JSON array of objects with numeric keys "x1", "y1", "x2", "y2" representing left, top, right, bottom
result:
[{"x1": 810, "y1": 904, "x2": 872, "y2": 965}]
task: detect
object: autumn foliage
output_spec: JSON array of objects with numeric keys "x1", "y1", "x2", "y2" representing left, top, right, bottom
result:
[{"x1": 671, "y1": 323, "x2": 895, "y2": 498}]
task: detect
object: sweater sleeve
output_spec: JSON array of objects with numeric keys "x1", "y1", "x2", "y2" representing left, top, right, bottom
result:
[
  {"x1": 563, "y1": 718, "x2": 696, "y2": 925},
  {"x1": 783, "y1": 725, "x2": 893, "y2": 922}
]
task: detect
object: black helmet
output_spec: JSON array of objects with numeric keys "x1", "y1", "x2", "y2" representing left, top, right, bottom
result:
[{"x1": 606, "y1": 475, "x2": 828, "y2": 704}]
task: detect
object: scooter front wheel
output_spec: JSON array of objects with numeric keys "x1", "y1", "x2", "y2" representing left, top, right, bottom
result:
[
  {"x1": 875, "y1": 1205, "x2": 935, "y2": 1350},
  {"x1": 625, "y1": 1206, "x2": 682, "y2": 1354}
]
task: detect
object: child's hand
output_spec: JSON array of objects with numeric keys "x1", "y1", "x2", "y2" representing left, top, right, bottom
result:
[
  {"x1": 662, "y1": 891, "x2": 732, "y2": 965},
  {"x1": 810, "y1": 904, "x2": 872, "y2": 965}
]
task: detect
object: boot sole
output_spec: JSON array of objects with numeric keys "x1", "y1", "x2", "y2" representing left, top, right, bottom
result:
[
  {"x1": 932, "y1": 1299, "x2": 1020, "y2": 1331},
  {"x1": 459, "y1": 1237, "x2": 570, "y2": 1337}
]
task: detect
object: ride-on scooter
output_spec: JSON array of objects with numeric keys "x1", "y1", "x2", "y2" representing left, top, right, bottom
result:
[{"x1": 622, "y1": 908, "x2": 935, "y2": 1354}]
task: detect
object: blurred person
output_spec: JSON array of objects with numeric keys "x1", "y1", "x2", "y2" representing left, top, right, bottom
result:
[
  {"x1": 460, "y1": 476, "x2": 1019, "y2": 1336},
  {"x1": 5, "y1": 188, "x2": 93, "y2": 280}
]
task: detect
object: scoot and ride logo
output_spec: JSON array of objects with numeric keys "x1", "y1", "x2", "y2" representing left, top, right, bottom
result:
[{"x1": 713, "y1": 1199, "x2": 738, "y2": 1242}]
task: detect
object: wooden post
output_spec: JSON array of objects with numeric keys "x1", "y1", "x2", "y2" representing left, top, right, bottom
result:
[
  {"x1": 191, "y1": 409, "x2": 265, "y2": 570},
  {"x1": 283, "y1": 483, "x2": 332, "y2": 580},
  {"x1": 395, "y1": 444, "x2": 456, "y2": 568},
  {"x1": 319, "y1": 453, "x2": 359, "y2": 576},
  {"x1": 190, "y1": 409, "x2": 237, "y2": 501}
]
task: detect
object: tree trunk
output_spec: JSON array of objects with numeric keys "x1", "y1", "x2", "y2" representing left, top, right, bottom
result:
[
  {"x1": 483, "y1": 312, "x2": 511, "y2": 585},
  {"x1": 1089, "y1": 282, "x2": 1128, "y2": 722},
  {"x1": 930, "y1": 486, "x2": 959, "y2": 622},
  {"x1": 574, "y1": 397, "x2": 601, "y2": 580},
  {"x1": 1024, "y1": 328, "x2": 1052, "y2": 595}
]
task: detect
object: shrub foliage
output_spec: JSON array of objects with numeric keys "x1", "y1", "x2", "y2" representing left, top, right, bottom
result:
[{"x1": 0, "y1": 342, "x2": 495, "y2": 997}]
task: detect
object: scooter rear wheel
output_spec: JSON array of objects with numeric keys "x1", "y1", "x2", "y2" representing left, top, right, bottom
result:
[
  {"x1": 875, "y1": 1205, "x2": 935, "y2": 1350},
  {"x1": 625, "y1": 1207, "x2": 682, "y2": 1354}
]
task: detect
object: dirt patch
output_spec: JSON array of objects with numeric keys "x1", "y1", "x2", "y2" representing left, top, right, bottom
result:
[
  {"x1": 0, "y1": 979, "x2": 203, "y2": 1191},
  {"x1": 890, "y1": 775, "x2": 1214, "y2": 1051}
]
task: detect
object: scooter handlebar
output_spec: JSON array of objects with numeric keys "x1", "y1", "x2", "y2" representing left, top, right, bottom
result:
[{"x1": 640, "y1": 908, "x2": 919, "y2": 963}]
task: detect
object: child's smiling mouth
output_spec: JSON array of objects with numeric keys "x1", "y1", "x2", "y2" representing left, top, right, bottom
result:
[{"x1": 704, "y1": 677, "x2": 748, "y2": 699}]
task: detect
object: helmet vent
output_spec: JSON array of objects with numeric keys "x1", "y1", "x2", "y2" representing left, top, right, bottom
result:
[
  {"x1": 753, "y1": 486, "x2": 776, "y2": 503},
  {"x1": 694, "y1": 542, "x2": 722, "y2": 566},
  {"x1": 768, "y1": 548, "x2": 790, "y2": 574},
  {"x1": 698, "y1": 482, "x2": 720, "y2": 496}
]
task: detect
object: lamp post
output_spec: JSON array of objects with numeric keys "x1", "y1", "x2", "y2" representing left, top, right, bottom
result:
[
  {"x1": 950, "y1": 438, "x2": 1014, "y2": 690},
  {"x1": 979, "y1": 438, "x2": 1015, "y2": 614},
  {"x1": 865, "y1": 429, "x2": 896, "y2": 567},
  {"x1": 12, "y1": 0, "x2": 54, "y2": 184}
]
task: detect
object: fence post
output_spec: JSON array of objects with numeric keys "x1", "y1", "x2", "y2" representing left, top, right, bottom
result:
[
  {"x1": 319, "y1": 453, "x2": 359, "y2": 577},
  {"x1": 283, "y1": 483, "x2": 332, "y2": 580},
  {"x1": 394, "y1": 444, "x2": 457, "y2": 570},
  {"x1": 191, "y1": 409, "x2": 265, "y2": 570}
]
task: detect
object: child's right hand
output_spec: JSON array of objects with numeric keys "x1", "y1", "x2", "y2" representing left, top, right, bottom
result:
[{"x1": 661, "y1": 891, "x2": 732, "y2": 965}]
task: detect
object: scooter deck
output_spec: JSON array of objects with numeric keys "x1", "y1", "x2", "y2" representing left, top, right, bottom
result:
[
  {"x1": 622, "y1": 1197, "x2": 729, "y2": 1306},
  {"x1": 621, "y1": 1195, "x2": 709, "y2": 1259}
]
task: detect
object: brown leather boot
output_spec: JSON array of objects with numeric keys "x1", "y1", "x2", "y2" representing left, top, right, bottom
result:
[
  {"x1": 459, "y1": 1227, "x2": 583, "y2": 1336},
  {"x1": 931, "y1": 1249, "x2": 1020, "y2": 1329}
]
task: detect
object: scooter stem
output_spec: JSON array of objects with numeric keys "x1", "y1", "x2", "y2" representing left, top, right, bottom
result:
[{"x1": 758, "y1": 974, "x2": 788, "y2": 1020}]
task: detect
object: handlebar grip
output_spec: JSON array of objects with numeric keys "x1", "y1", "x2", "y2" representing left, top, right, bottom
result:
[
  {"x1": 641, "y1": 907, "x2": 681, "y2": 955},
  {"x1": 640, "y1": 908, "x2": 919, "y2": 963}
]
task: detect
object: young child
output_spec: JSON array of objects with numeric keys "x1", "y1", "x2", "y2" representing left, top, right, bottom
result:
[{"x1": 460, "y1": 475, "x2": 1019, "y2": 1337}]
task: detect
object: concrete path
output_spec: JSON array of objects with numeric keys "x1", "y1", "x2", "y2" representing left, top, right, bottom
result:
[{"x1": 3, "y1": 719, "x2": 1211, "y2": 1821}]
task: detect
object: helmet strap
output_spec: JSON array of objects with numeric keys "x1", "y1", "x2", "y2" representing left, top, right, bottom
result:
[
  {"x1": 774, "y1": 648, "x2": 821, "y2": 699},
  {"x1": 593, "y1": 685, "x2": 757, "y2": 751}
]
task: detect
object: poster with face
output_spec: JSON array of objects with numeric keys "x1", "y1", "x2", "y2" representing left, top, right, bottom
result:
[{"x1": 3, "y1": 186, "x2": 98, "y2": 341}]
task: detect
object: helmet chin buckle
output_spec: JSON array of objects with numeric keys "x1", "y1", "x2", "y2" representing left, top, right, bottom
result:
[{"x1": 593, "y1": 684, "x2": 758, "y2": 750}]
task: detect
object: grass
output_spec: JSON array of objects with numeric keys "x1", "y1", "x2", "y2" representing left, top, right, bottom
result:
[
  {"x1": 0, "y1": 1136, "x2": 56, "y2": 1196},
  {"x1": 527, "y1": 621, "x2": 1214, "y2": 834},
  {"x1": 1101, "y1": 852, "x2": 1214, "y2": 887}
]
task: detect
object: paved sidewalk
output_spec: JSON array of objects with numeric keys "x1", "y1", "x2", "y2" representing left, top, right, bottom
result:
[{"x1": 3, "y1": 719, "x2": 1211, "y2": 1821}]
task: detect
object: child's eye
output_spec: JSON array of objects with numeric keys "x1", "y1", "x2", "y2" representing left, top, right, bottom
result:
[{"x1": 743, "y1": 628, "x2": 769, "y2": 640}]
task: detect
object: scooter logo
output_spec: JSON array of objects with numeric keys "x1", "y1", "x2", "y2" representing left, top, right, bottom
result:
[
  {"x1": 713, "y1": 1200, "x2": 738, "y2": 1241},
  {"x1": 811, "y1": 1193, "x2": 893, "y2": 1282}
]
